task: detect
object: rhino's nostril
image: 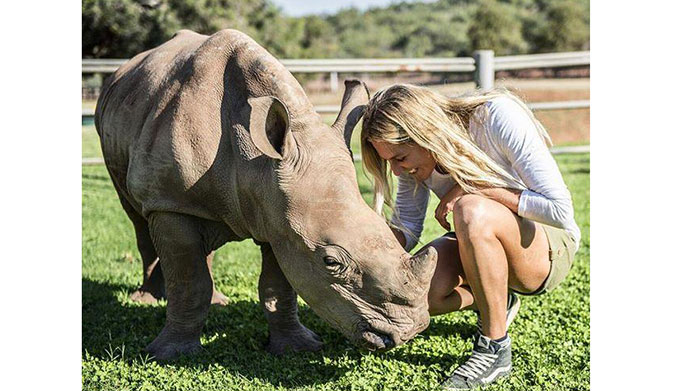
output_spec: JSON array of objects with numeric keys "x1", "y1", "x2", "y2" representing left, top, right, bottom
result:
[
  {"x1": 362, "y1": 330, "x2": 386, "y2": 350},
  {"x1": 382, "y1": 335, "x2": 394, "y2": 349},
  {"x1": 361, "y1": 329, "x2": 396, "y2": 351}
]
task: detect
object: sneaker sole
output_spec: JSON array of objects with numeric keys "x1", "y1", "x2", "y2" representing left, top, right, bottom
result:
[
  {"x1": 505, "y1": 294, "x2": 521, "y2": 329},
  {"x1": 475, "y1": 293, "x2": 521, "y2": 332},
  {"x1": 441, "y1": 368, "x2": 512, "y2": 391}
]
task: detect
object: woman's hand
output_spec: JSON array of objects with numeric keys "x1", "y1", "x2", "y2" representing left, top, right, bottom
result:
[{"x1": 435, "y1": 184, "x2": 467, "y2": 231}]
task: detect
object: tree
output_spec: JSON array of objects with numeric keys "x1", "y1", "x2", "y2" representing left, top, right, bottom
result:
[
  {"x1": 525, "y1": 0, "x2": 590, "y2": 52},
  {"x1": 82, "y1": 0, "x2": 590, "y2": 60},
  {"x1": 467, "y1": 0, "x2": 527, "y2": 55},
  {"x1": 83, "y1": 0, "x2": 291, "y2": 58},
  {"x1": 299, "y1": 15, "x2": 339, "y2": 58},
  {"x1": 82, "y1": 0, "x2": 149, "y2": 58}
]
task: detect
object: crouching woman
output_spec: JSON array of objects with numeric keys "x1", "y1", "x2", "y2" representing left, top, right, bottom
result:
[{"x1": 360, "y1": 84, "x2": 580, "y2": 390}]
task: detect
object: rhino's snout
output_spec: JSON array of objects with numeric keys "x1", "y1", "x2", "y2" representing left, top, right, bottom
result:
[
  {"x1": 361, "y1": 330, "x2": 395, "y2": 351},
  {"x1": 356, "y1": 314, "x2": 427, "y2": 352}
]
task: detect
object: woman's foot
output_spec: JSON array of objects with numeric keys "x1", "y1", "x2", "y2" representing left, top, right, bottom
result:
[{"x1": 441, "y1": 332, "x2": 512, "y2": 390}]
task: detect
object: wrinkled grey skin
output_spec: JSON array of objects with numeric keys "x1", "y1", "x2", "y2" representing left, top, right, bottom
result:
[{"x1": 95, "y1": 29, "x2": 438, "y2": 360}]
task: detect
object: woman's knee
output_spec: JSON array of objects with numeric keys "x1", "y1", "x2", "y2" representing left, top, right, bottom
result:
[{"x1": 453, "y1": 195, "x2": 495, "y2": 238}]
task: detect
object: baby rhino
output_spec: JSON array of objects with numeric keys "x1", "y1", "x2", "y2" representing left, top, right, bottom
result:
[{"x1": 95, "y1": 28, "x2": 437, "y2": 359}]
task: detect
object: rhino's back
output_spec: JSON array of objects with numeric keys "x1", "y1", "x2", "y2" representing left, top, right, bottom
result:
[
  {"x1": 95, "y1": 30, "x2": 250, "y2": 225},
  {"x1": 96, "y1": 29, "x2": 316, "y2": 239}
]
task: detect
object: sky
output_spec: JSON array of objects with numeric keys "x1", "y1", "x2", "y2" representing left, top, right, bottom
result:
[{"x1": 269, "y1": 0, "x2": 437, "y2": 17}]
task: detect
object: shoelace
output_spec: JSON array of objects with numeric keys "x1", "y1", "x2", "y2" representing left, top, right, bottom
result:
[{"x1": 453, "y1": 349, "x2": 498, "y2": 380}]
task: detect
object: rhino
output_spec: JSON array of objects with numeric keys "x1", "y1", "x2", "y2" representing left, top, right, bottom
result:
[{"x1": 95, "y1": 29, "x2": 437, "y2": 360}]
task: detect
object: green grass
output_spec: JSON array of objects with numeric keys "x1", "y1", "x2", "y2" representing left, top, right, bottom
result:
[{"x1": 82, "y1": 125, "x2": 589, "y2": 391}]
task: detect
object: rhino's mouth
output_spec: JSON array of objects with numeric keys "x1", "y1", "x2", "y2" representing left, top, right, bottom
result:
[
  {"x1": 360, "y1": 329, "x2": 396, "y2": 351},
  {"x1": 356, "y1": 315, "x2": 428, "y2": 351}
]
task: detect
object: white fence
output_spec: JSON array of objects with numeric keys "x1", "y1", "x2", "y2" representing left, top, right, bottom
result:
[
  {"x1": 82, "y1": 50, "x2": 589, "y2": 115},
  {"x1": 82, "y1": 50, "x2": 590, "y2": 164},
  {"x1": 82, "y1": 51, "x2": 589, "y2": 73},
  {"x1": 82, "y1": 99, "x2": 590, "y2": 118},
  {"x1": 82, "y1": 50, "x2": 589, "y2": 92}
]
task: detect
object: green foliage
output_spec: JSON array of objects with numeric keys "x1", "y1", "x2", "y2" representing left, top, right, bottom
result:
[
  {"x1": 83, "y1": 0, "x2": 301, "y2": 59},
  {"x1": 524, "y1": 0, "x2": 590, "y2": 52},
  {"x1": 298, "y1": 16, "x2": 340, "y2": 58},
  {"x1": 82, "y1": 124, "x2": 590, "y2": 390},
  {"x1": 83, "y1": 0, "x2": 149, "y2": 58},
  {"x1": 82, "y1": 0, "x2": 590, "y2": 59},
  {"x1": 467, "y1": 0, "x2": 527, "y2": 55}
]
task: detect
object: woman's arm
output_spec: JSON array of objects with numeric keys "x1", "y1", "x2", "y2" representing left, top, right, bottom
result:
[
  {"x1": 390, "y1": 173, "x2": 430, "y2": 252},
  {"x1": 435, "y1": 185, "x2": 522, "y2": 229},
  {"x1": 476, "y1": 187, "x2": 522, "y2": 214},
  {"x1": 485, "y1": 97, "x2": 577, "y2": 232}
]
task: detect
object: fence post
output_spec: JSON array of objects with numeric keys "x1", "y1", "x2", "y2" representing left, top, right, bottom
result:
[
  {"x1": 473, "y1": 50, "x2": 494, "y2": 90},
  {"x1": 330, "y1": 71, "x2": 338, "y2": 92}
]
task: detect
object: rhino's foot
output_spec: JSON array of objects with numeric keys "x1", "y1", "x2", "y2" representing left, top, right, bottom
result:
[
  {"x1": 211, "y1": 289, "x2": 230, "y2": 306},
  {"x1": 129, "y1": 288, "x2": 165, "y2": 304},
  {"x1": 266, "y1": 325, "x2": 323, "y2": 355},
  {"x1": 145, "y1": 331, "x2": 202, "y2": 361}
]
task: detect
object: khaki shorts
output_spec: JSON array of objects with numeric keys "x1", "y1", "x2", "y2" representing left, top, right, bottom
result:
[
  {"x1": 518, "y1": 224, "x2": 578, "y2": 296},
  {"x1": 443, "y1": 225, "x2": 577, "y2": 296}
]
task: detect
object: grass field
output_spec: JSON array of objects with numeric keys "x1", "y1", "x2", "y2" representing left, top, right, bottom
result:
[{"x1": 82, "y1": 118, "x2": 590, "y2": 390}]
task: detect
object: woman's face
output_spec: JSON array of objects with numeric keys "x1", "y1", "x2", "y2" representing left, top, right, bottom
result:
[{"x1": 371, "y1": 140, "x2": 436, "y2": 182}]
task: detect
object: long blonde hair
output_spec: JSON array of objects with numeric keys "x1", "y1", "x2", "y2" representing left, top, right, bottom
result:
[{"x1": 360, "y1": 83, "x2": 552, "y2": 216}]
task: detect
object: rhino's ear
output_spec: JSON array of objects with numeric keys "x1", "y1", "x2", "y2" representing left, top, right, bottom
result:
[
  {"x1": 249, "y1": 96, "x2": 295, "y2": 160},
  {"x1": 331, "y1": 79, "x2": 370, "y2": 152}
]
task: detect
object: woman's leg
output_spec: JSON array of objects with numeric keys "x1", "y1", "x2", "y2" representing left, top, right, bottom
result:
[
  {"x1": 452, "y1": 194, "x2": 551, "y2": 340},
  {"x1": 416, "y1": 235, "x2": 476, "y2": 316}
]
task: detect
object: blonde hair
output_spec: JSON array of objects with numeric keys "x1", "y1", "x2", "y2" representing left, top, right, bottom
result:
[{"x1": 361, "y1": 83, "x2": 552, "y2": 216}]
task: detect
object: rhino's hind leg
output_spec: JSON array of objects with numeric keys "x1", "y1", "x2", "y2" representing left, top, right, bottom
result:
[
  {"x1": 207, "y1": 252, "x2": 229, "y2": 306},
  {"x1": 144, "y1": 212, "x2": 214, "y2": 360},
  {"x1": 258, "y1": 243, "x2": 323, "y2": 355},
  {"x1": 118, "y1": 197, "x2": 166, "y2": 304}
]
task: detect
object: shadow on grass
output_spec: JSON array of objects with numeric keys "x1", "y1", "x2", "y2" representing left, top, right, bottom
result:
[
  {"x1": 84, "y1": 279, "x2": 418, "y2": 386},
  {"x1": 383, "y1": 315, "x2": 477, "y2": 369},
  {"x1": 82, "y1": 173, "x2": 111, "y2": 182},
  {"x1": 83, "y1": 277, "x2": 472, "y2": 387},
  {"x1": 569, "y1": 168, "x2": 590, "y2": 174},
  {"x1": 424, "y1": 316, "x2": 476, "y2": 340}
]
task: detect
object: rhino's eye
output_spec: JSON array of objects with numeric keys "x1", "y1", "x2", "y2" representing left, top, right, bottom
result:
[{"x1": 323, "y1": 256, "x2": 341, "y2": 268}]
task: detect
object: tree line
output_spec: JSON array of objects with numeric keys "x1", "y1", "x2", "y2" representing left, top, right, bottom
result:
[{"x1": 83, "y1": 0, "x2": 589, "y2": 59}]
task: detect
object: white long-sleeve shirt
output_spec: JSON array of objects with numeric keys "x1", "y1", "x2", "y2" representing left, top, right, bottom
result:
[{"x1": 391, "y1": 96, "x2": 581, "y2": 252}]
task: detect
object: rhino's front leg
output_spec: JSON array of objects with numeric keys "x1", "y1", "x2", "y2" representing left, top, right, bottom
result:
[
  {"x1": 144, "y1": 212, "x2": 213, "y2": 360},
  {"x1": 258, "y1": 243, "x2": 323, "y2": 355}
]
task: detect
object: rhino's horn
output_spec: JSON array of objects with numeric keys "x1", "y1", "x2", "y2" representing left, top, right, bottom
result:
[
  {"x1": 408, "y1": 246, "x2": 438, "y2": 285},
  {"x1": 331, "y1": 80, "x2": 370, "y2": 153}
]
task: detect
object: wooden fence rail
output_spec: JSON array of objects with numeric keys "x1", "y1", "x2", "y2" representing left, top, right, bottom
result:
[
  {"x1": 83, "y1": 50, "x2": 589, "y2": 92},
  {"x1": 82, "y1": 100, "x2": 590, "y2": 120},
  {"x1": 82, "y1": 50, "x2": 590, "y2": 165}
]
